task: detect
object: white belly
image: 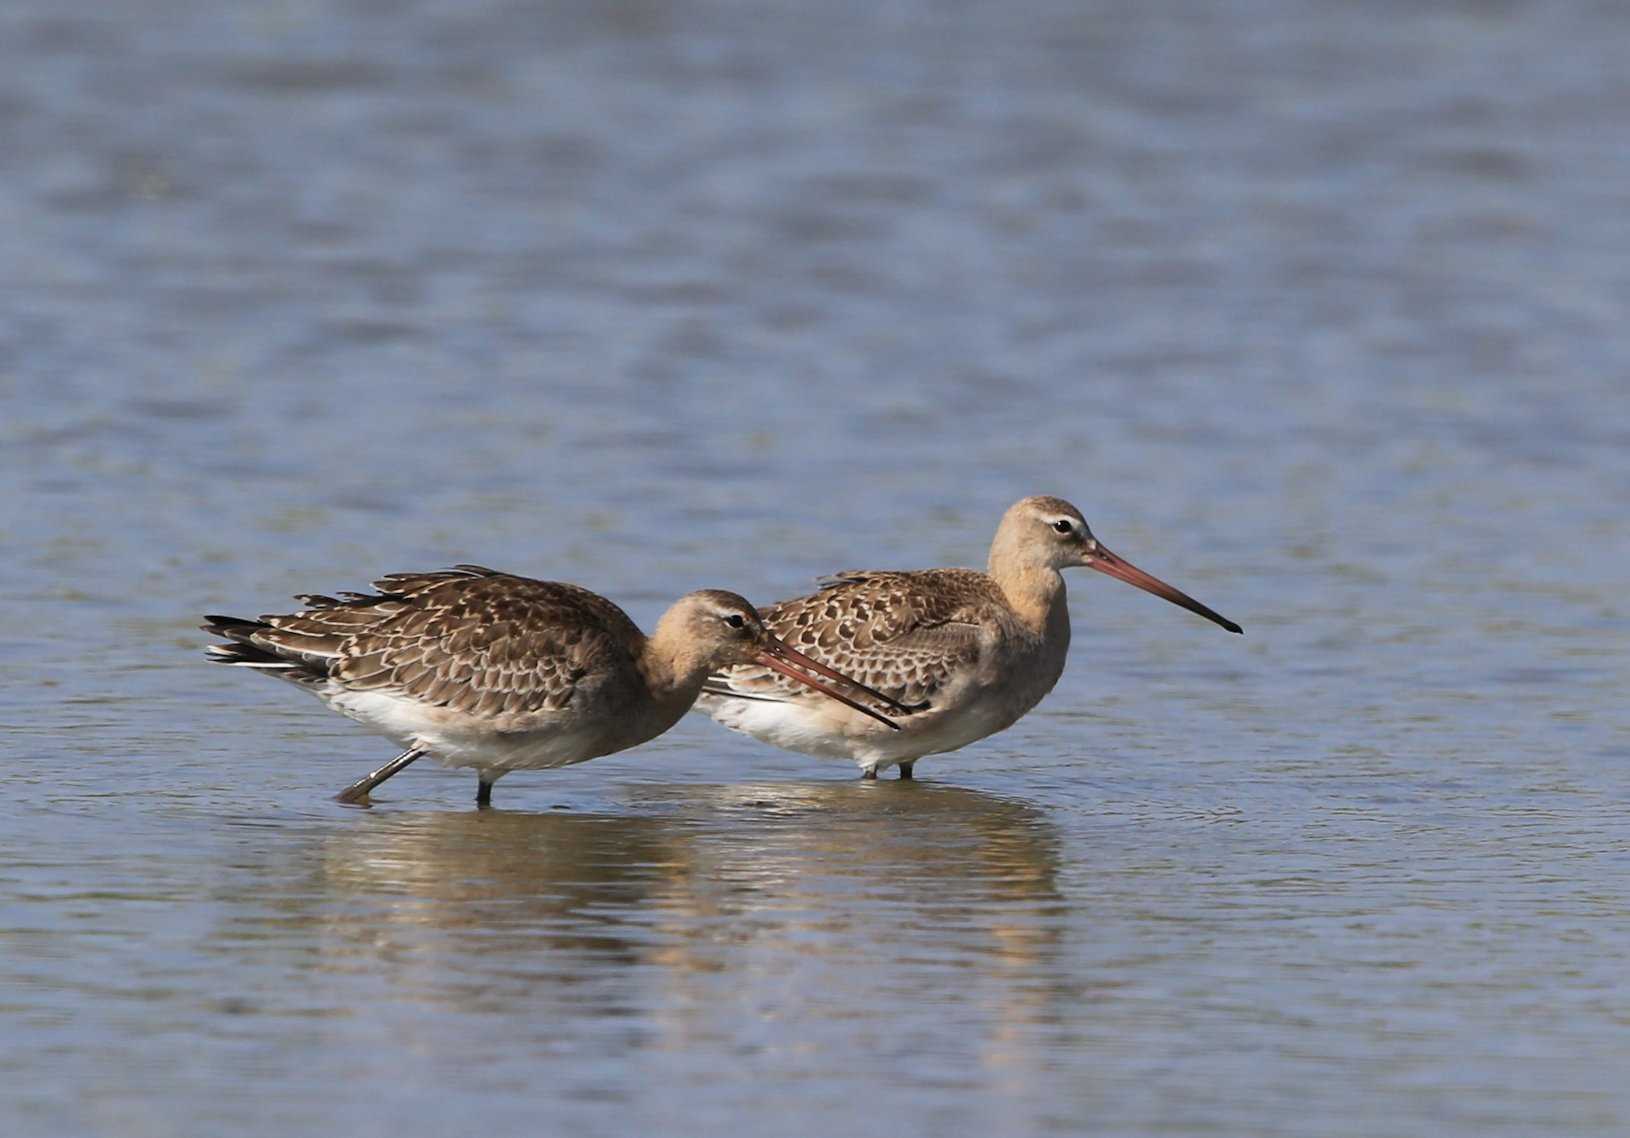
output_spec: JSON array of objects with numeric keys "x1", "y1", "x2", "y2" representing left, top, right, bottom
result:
[
  {"x1": 698, "y1": 683, "x2": 1028, "y2": 773},
  {"x1": 325, "y1": 686, "x2": 616, "y2": 775}
]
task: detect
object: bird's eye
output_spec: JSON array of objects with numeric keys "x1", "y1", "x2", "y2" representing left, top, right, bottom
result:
[
  {"x1": 1052, "y1": 519, "x2": 1073, "y2": 535},
  {"x1": 723, "y1": 613, "x2": 747, "y2": 629}
]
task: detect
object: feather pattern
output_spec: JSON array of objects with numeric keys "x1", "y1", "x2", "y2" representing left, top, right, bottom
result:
[
  {"x1": 217, "y1": 566, "x2": 648, "y2": 720},
  {"x1": 706, "y1": 569, "x2": 1005, "y2": 713}
]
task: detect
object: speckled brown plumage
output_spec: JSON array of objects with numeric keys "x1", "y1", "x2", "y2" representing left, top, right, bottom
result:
[
  {"x1": 206, "y1": 566, "x2": 647, "y2": 719},
  {"x1": 710, "y1": 569, "x2": 1007, "y2": 713}
]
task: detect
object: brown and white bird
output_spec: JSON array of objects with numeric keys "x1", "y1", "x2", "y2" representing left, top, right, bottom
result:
[
  {"x1": 204, "y1": 565, "x2": 903, "y2": 805},
  {"x1": 697, "y1": 496, "x2": 1242, "y2": 780}
]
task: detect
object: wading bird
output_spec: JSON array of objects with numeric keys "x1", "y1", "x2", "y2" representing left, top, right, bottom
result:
[{"x1": 699, "y1": 497, "x2": 1241, "y2": 779}]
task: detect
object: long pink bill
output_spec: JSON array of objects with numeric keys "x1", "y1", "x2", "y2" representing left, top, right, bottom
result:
[
  {"x1": 755, "y1": 639, "x2": 905, "y2": 730},
  {"x1": 1087, "y1": 544, "x2": 1243, "y2": 634}
]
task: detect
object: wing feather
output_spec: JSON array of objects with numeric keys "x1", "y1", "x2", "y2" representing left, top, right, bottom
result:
[
  {"x1": 210, "y1": 569, "x2": 645, "y2": 717},
  {"x1": 708, "y1": 569, "x2": 1001, "y2": 713}
]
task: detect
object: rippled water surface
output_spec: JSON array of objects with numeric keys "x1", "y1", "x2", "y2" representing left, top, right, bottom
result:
[{"x1": 3, "y1": 2, "x2": 1628, "y2": 1135}]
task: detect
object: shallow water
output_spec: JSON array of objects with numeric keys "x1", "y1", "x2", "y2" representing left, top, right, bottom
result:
[{"x1": 2, "y1": 1, "x2": 1628, "y2": 1134}]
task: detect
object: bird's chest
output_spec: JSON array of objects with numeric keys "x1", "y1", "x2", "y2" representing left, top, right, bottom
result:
[{"x1": 957, "y1": 617, "x2": 1068, "y2": 731}]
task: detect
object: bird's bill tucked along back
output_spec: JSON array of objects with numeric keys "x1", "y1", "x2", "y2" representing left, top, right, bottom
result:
[
  {"x1": 754, "y1": 637, "x2": 906, "y2": 728},
  {"x1": 1084, "y1": 543, "x2": 1243, "y2": 634}
]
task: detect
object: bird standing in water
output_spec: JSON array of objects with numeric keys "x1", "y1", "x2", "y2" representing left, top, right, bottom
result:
[{"x1": 698, "y1": 496, "x2": 1241, "y2": 779}]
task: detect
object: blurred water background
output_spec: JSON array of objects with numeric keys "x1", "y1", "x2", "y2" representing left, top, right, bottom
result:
[{"x1": 1, "y1": 1, "x2": 1627, "y2": 1135}]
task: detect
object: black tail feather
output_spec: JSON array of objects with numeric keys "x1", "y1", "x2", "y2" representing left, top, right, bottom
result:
[
  {"x1": 201, "y1": 613, "x2": 271, "y2": 641},
  {"x1": 202, "y1": 613, "x2": 320, "y2": 681}
]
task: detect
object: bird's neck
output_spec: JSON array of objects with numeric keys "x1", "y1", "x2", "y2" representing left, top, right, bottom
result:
[
  {"x1": 637, "y1": 621, "x2": 715, "y2": 710},
  {"x1": 989, "y1": 558, "x2": 1069, "y2": 640}
]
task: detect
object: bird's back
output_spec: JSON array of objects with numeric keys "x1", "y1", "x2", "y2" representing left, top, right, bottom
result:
[
  {"x1": 701, "y1": 567, "x2": 1023, "y2": 739},
  {"x1": 205, "y1": 565, "x2": 649, "y2": 726}
]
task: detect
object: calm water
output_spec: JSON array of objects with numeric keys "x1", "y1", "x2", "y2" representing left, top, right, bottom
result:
[{"x1": 2, "y1": 1, "x2": 1628, "y2": 1134}]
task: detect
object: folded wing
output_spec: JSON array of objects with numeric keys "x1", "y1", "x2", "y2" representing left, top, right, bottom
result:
[
  {"x1": 705, "y1": 568, "x2": 999, "y2": 715},
  {"x1": 204, "y1": 567, "x2": 645, "y2": 718}
]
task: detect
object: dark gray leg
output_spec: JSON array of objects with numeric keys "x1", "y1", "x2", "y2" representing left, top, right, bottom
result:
[
  {"x1": 336, "y1": 747, "x2": 425, "y2": 804},
  {"x1": 861, "y1": 768, "x2": 878, "y2": 780},
  {"x1": 476, "y1": 779, "x2": 493, "y2": 808},
  {"x1": 898, "y1": 762, "x2": 915, "y2": 780}
]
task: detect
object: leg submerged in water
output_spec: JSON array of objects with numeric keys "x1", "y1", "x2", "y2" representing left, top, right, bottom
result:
[
  {"x1": 476, "y1": 778, "x2": 493, "y2": 808},
  {"x1": 898, "y1": 762, "x2": 915, "y2": 780}
]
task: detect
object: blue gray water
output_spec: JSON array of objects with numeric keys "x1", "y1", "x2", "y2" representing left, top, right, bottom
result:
[{"x1": 2, "y1": 2, "x2": 1627, "y2": 1135}]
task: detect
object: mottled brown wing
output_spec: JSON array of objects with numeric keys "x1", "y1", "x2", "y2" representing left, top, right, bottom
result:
[
  {"x1": 247, "y1": 568, "x2": 645, "y2": 717},
  {"x1": 708, "y1": 569, "x2": 1000, "y2": 712}
]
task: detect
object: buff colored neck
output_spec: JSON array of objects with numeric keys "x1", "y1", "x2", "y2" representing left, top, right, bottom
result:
[
  {"x1": 987, "y1": 549, "x2": 1068, "y2": 637},
  {"x1": 638, "y1": 613, "x2": 717, "y2": 708}
]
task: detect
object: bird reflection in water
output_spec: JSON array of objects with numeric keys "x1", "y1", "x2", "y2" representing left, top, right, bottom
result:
[{"x1": 312, "y1": 782, "x2": 1068, "y2": 1077}]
